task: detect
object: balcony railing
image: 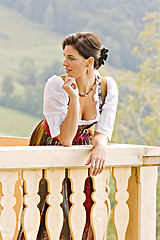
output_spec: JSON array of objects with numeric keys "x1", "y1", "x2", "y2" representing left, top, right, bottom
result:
[{"x1": 0, "y1": 136, "x2": 160, "y2": 240}]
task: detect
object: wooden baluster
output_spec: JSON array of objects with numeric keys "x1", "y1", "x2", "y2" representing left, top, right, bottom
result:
[
  {"x1": 46, "y1": 169, "x2": 64, "y2": 239},
  {"x1": 22, "y1": 170, "x2": 41, "y2": 239},
  {"x1": 112, "y1": 167, "x2": 131, "y2": 240},
  {"x1": 0, "y1": 181, "x2": 3, "y2": 240},
  {"x1": 91, "y1": 168, "x2": 111, "y2": 240},
  {"x1": 0, "y1": 182, "x2": 3, "y2": 215},
  {"x1": 0, "y1": 171, "x2": 17, "y2": 239},
  {"x1": 138, "y1": 166, "x2": 158, "y2": 240},
  {"x1": 13, "y1": 171, "x2": 23, "y2": 239},
  {"x1": 69, "y1": 169, "x2": 88, "y2": 240}
]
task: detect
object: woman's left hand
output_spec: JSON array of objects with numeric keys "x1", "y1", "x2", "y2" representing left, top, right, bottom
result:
[{"x1": 85, "y1": 145, "x2": 107, "y2": 176}]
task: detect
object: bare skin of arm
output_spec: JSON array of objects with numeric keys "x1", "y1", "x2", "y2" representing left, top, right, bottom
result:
[
  {"x1": 86, "y1": 132, "x2": 108, "y2": 176},
  {"x1": 55, "y1": 76, "x2": 108, "y2": 175},
  {"x1": 56, "y1": 76, "x2": 79, "y2": 146}
]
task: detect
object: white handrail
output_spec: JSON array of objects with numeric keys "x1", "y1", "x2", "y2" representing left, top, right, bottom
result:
[{"x1": 0, "y1": 144, "x2": 160, "y2": 170}]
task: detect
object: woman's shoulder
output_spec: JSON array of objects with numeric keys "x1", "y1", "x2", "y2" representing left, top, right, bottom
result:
[
  {"x1": 47, "y1": 74, "x2": 64, "y2": 85},
  {"x1": 103, "y1": 75, "x2": 118, "y2": 95},
  {"x1": 44, "y1": 74, "x2": 68, "y2": 104},
  {"x1": 45, "y1": 74, "x2": 65, "y2": 92},
  {"x1": 103, "y1": 75, "x2": 117, "y2": 87}
]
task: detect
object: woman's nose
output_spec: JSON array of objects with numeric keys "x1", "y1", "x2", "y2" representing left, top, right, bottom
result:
[{"x1": 62, "y1": 58, "x2": 68, "y2": 66}]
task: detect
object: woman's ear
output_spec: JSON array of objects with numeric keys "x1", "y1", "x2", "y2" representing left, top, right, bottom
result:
[{"x1": 86, "y1": 57, "x2": 94, "y2": 67}]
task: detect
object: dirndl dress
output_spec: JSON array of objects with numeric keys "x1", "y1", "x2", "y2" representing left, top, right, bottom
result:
[{"x1": 17, "y1": 78, "x2": 106, "y2": 240}]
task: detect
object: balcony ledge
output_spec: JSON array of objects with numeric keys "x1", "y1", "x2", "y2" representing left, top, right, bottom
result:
[{"x1": 0, "y1": 143, "x2": 160, "y2": 170}]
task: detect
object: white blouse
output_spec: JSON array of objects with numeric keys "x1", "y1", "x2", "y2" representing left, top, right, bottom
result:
[{"x1": 43, "y1": 72, "x2": 118, "y2": 141}]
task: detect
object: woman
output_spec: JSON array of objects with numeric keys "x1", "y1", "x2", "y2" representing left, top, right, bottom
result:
[{"x1": 18, "y1": 32, "x2": 118, "y2": 240}]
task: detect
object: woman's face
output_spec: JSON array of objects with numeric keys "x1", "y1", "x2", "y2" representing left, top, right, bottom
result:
[{"x1": 62, "y1": 45, "x2": 87, "y2": 78}]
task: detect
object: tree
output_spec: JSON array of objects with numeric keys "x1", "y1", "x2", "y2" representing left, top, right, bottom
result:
[
  {"x1": 1, "y1": 0, "x2": 159, "y2": 71},
  {"x1": 112, "y1": 11, "x2": 160, "y2": 146},
  {"x1": 18, "y1": 58, "x2": 37, "y2": 86},
  {"x1": 111, "y1": 12, "x2": 160, "y2": 239},
  {"x1": 1, "y1": 76, "x2": 14, "y2": 96},
  {"x1": 43, "y1": 2, "x2": 55, "y2": 31}
]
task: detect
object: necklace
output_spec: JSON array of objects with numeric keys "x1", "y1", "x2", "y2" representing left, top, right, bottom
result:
[{"x1": 78, "y1": 79, "x2": 97, "y2": 97}]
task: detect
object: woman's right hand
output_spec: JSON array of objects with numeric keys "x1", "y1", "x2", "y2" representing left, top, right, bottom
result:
[{"x1": 63, "y1": 76, "x2": 79, "y2": 99}]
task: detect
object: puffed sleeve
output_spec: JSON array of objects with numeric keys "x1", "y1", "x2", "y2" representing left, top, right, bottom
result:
[
  {"x1": 95, "y1": 76, "x2": 118, "y2": 141},
  {"x1": 43, "y1": 75, "x2": 69, "y2": 138}
]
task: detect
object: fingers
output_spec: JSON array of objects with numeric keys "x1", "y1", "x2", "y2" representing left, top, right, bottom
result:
[
  {"x1": 85, "y1": 156, "x2": 91, "y2": 165},
  {"x1": 64, "y1": 76, "x2": 76, "y2": 85},
  {"x1": 90, "y1": 157, "x2": 95, "y2": 176},
  {"x1": 90, "y1": 157, "x2": 105, "y2": 176},
  {"x1": 63, "y1": 76, "x2": 78, "y2": 97},
  {"x1": 99, "y1": 160, "x2": 105, "y2": 174},
  {"x1": 87, "y1": 146, "x2": 107, "y2": 176},
  {"x1": 63, "y1": 77, "x2": 76, "y2": 88},
  {"x1": 65, "y1": 75, "x2": 75, "y2": 81}
]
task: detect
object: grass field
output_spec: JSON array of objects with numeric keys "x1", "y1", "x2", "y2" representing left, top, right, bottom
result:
[
  {"x1": 0, "y1": 106, "x2": 41, "y2": 137},
  {"x1": 0, "y1": 3, "x2": 120, "y2": 84},
  {"x1": 0, "y1": 3, "x2": 64, "y2": 83}
]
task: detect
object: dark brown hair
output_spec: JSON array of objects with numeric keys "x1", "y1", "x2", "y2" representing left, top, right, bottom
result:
[{"x1": 62, "y1": 32, "x2": 109, "y2": 69}]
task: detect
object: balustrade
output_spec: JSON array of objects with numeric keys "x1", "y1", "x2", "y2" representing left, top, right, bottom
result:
[{"x1": 0, "y1": 136, "x2": 160, "y2": 240}]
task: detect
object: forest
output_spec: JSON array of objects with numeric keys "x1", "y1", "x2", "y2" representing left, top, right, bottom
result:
[
  {"x1": 0, "y1": 1, "x2": 160, "y2": 239},
  {"x1": 0, "y1": 0, "x2": 159, "y2": 71}
]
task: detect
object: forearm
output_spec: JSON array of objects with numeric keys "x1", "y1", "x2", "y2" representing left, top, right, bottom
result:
[
  {"x1": 86, "y1": 132, "x2": 108, "y2": 176},
  {"x1": 57, "y1": 98, "x2": 79, "y2": 146},
  {"x1": 92, "y1": 131, "x2": 108, "y2": 147}
]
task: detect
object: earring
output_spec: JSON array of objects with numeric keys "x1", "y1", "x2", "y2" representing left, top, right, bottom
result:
[{"x1": 86, "y1": 69, "x2": 88, "y2": 74}]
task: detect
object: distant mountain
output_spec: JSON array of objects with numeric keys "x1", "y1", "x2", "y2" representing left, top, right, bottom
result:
[
  {"x1": 0, "y1": 0, "x2": 159, "y2": 71},
  {"x1": 0, "y1": 3, "x2": 64, "y2": 83}
]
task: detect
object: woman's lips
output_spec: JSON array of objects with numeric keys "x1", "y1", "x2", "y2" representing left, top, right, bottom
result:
[{"x1": 65, "y1": 68, "x2": 71, "y2": 73}]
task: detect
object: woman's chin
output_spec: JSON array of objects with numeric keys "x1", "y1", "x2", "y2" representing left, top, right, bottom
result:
[{"x1": 67, "y1": 72, "x2": 74, "y2": 78}]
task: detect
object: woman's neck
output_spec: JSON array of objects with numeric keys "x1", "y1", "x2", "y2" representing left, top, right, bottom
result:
[{"x1": 76, "y1": 70, "x2": 96, "y2": 95}]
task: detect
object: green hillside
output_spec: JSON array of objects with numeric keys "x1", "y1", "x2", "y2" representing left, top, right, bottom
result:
[
  {"x1": 0, "y1": 3, "x2": 122, "y2": 85},
  {"x1": 0, "y1": 3, "x2": 64, "y2": 83},
  {"x1": 0, "y1": 2, "x2": 121, "y2": 120},
  {"x1": 0, "y1": 106, "x2": 41, "y2": 137},
  {"x1": 1, "y1": 0, "x2": 159, "y2": 70}
]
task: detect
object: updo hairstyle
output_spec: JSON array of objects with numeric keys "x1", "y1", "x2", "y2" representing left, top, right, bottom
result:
[{"x1": 62, "y1": 32, "x2": 109, "y2": 70}]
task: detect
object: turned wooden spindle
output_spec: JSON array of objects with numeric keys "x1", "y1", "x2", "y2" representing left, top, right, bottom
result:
[
  {"x1": 22, "y1": 170, "x2": 41, "y2": 239},
  {"x1": 112, "y1": 167, "x2": 131, "y2": 240},
  {"x1": 46, "y1": 169, "x2": 64, "y2": 239},
  {"x1": 0, "y1": 171, "x2": 18, "y2": 239},
  {"x1": 91, "y1": 168, "x2": 111, "y2": 240},
  {"x1": 69, "y1": 169, "x2": 88, "y2": 240}
]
